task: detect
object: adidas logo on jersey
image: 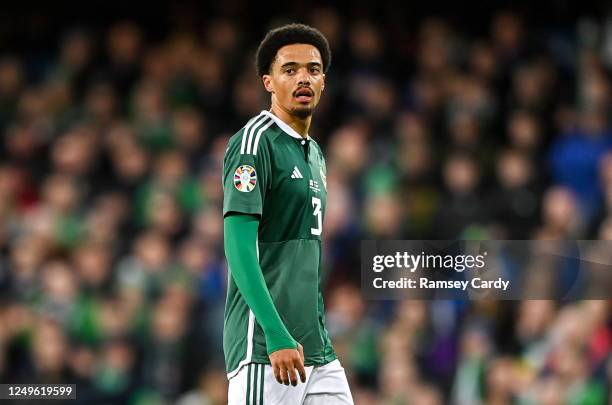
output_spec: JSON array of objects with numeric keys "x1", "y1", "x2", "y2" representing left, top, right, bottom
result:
[{"x1": 291, "y1": 167, "x2": 303, "y2": 179}]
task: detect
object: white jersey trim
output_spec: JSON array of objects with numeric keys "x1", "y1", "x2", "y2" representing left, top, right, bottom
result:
[
  {"x1": 260, "y1": 110, "x2": 311, "y2": 140},
  {"x1": 252, "y1": 119, "x2": 275, "y2": 155},
  {"x1": 241, "y1": 114, "x2": 271, "y2": 155},
  {"x1": 227, "y1": 310, "x2": 255, "y2": 379}
]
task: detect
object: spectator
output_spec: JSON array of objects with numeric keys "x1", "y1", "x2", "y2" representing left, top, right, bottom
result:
[{"x1": 0, "y1": 5, "x2": 609, "y2": 404}]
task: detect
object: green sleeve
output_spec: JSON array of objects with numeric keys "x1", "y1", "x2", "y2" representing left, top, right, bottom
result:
[
  {"x1": 224, "y1": 213, "x2": 298, "y2": 354},
  {"x1": 222, "y1": 124, "x2": 272, "y2": 217}
]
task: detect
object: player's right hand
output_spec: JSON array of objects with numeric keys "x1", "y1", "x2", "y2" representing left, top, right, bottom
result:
[{"x1": 269, "y1": 343, "x2": 306, "y2": 386}]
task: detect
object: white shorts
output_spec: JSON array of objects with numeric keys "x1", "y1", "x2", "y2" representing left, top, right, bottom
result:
[{"x1": 228, "y1": 359, "x2": 354, "y2": 405}]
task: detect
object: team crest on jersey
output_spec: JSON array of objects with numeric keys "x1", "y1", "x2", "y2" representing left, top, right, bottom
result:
[{"x1": 234, "y1": 165, "x2": 257, "y2": 192}]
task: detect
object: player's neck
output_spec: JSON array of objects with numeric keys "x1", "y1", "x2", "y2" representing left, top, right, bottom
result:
[{"x1": 269, "y1": 105, "x2": 311, "y2": 138}]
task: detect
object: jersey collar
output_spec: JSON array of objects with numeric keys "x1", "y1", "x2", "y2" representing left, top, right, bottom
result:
[{"x1": 261, "y1": 110, "x2": 312, "y2": 140}]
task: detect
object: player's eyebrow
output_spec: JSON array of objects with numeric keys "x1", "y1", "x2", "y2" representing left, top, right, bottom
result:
[
  {"x1": 280, "y1": 62, "x2": 298, "y2": 69},
  {"x1": 280, "y1": 61, "x2": 322, "y2": 68}
]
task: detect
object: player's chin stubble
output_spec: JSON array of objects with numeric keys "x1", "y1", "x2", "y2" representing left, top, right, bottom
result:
[{"x1": 292, "y1": 106, "x2": 313, "y2": 119}]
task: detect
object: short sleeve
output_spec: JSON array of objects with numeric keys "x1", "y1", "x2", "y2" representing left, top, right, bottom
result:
[{"x1": 222, "y1": 131, "x2": 272, "y2": 217}]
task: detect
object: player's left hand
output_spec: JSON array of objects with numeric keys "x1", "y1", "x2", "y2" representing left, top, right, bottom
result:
[{"x1": 269, "y1": 343, "x2": 307, "y2": 386}]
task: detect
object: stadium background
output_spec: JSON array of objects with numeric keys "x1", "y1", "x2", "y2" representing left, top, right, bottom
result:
[{"x1": 0, "y1": 1, "x2": 611, "y2": 403}]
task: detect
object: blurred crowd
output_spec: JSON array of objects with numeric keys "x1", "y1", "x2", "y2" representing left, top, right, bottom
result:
[{"x1": 0, "y1": 4, "x2": 611, "y2": 405}]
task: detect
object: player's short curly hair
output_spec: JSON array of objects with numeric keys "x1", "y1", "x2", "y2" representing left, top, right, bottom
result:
[{"x1": 255, "y1": 23, "x2": 331, "y2": 77}]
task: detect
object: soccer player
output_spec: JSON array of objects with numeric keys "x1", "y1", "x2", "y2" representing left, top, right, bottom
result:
[{"x1": 222, "y1": 24, "x2": 354, "y2": 404}]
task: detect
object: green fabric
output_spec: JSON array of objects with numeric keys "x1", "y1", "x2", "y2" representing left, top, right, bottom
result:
[
  {"x1": 134, "y1": 180, "x2": 203, "y2": 227},
  {"x1": 128, "y1": 388, "x2": 166, "y2": 405},
  {"x1": 224, "y1": 214, "x2": 297, "y2": 354},
  {"x1": 93, "y1": 366, "x2": 129, "y2": 393},
  {"x1": 54, "y1": 214, "x2": 84, "y2": 248},
  {"x1": 252, "y1": 364, "x2": 258, "y2": 404},
  {"x1": 222, "y1": 111, "x2": 336, "y2": 375},
  {"x1": 246, "y1": 364, "x2": 252, "y2": 404},
  {"x1": 349, "y1": 324, "x2": 379, "y2": 377},
  {"x1": 137, "y1": 121, "x2": 174, "y2": 151},
  {"x1": 69, "y1": 295, "x2": 102, "y2": 345},
  {"x1": 567, "y1": 381, "x2": 606, "y2": 405},
  {"x1": 259, "y1": 364, "x2": 264, "y2": 404},
  {"x1": 365, "y1": 164, "x2": 397, "y2": 195}
]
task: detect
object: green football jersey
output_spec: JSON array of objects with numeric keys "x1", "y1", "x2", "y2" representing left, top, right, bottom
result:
[{"x1": 222, "y1": 110, "x2": 337, "y2": 377}]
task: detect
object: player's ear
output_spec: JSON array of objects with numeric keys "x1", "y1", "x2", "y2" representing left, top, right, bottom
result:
[
  {"x1": 262, "y1": 75, "x2": 274, "y2": 94},
  {"x1": 321, "y1": 73, "x2": 325, "y2": 92}
]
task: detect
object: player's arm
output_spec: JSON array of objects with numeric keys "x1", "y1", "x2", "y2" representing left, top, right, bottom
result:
[
  {"x1": 224, "y1": 213, "x2": 306, "y2": 385},
  {"x1": 222, "y1": 131, "x2": 305, "y2": 385},
  {"x1": 224, "y1": 212, "x2": 296, "y2": 352}
]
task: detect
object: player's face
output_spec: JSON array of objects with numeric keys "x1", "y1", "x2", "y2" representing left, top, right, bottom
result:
[{"x1": 263, "y1": 44, "x2": 325, "y2": 119}]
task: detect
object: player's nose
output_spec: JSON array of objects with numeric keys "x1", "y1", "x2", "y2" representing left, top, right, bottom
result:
[{"x1": 296, "y1": 70, "x2": 311, "y2": 85}]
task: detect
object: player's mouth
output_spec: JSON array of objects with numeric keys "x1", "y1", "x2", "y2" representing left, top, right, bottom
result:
[{"x1": 293, "y1": 87, "x2": 314, "y2": 103}]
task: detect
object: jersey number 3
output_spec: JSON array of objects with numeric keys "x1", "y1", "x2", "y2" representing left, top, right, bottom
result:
[{"x1": 311, "y1": 197, "x2": 322, "y2": 236}]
